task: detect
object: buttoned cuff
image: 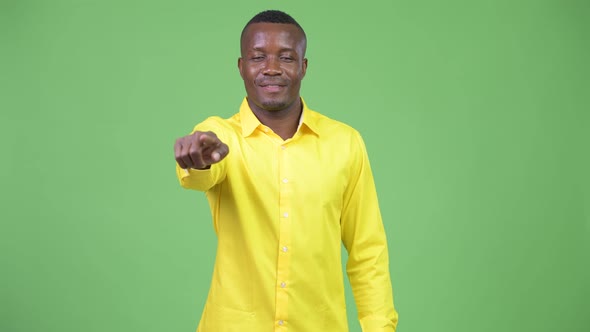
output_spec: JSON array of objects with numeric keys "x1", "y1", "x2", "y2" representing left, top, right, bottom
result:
[{"x1": 360, "y1": 315, "x2": 397, "y2": 332}]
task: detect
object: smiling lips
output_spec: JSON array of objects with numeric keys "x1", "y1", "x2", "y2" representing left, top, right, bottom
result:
[
  {"x1": 256, "y1": 78, "x2": 288, "y2": 92},
  {"x1": 259, "y1": 82, "x2": 286, "y2": 93}
]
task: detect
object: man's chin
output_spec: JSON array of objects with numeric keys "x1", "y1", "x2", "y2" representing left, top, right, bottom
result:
[{"x1": 260, "y1": 100, "x2": 289, "y2": 112}]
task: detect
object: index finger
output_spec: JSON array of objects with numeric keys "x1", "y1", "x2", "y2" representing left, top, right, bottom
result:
[{"x1": 199, "y1": 133, "x2": 220, "y2": 147}]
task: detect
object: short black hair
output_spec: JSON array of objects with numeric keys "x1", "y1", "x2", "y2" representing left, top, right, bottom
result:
[{"x1": 241, "y1": 10, "x2": 306, "y2": 42}]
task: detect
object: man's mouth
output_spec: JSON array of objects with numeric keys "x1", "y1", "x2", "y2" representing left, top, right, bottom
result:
[{"x1": 259, "y1": 84, "x2": 286, "y2": 92}]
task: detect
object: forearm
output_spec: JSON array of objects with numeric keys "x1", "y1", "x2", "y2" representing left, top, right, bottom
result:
[{"x1": 347, "y1": 241, "x2": 398, "y2": 332}]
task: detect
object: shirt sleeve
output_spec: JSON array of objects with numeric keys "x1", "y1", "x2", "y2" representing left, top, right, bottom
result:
[
  {"x1": 175, "y1": 116, "x2": 229, "y2": 192},
  {"x1": 340, "y1": 131, "x2": 399, "y2": 332}
]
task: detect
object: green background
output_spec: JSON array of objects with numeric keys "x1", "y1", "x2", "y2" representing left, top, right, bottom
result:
[{"x1": 1, "y1": 0, "x2": 588, "y2": 331}]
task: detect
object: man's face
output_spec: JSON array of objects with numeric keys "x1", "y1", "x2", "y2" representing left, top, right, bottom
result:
[{"x1": 238, "y1": 23, "x2": 307, "y2": 112}]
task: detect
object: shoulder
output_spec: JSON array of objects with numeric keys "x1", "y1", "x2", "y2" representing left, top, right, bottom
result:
[
  {"x1": 306, "y1": 109, "x2": 364, "y2": 145},
  {"x1": 193, "y1": 114, "x2": 239, "y2": 141},
  {"x1": 191, "y1": 115, "x2": 233, "y2": 131},
  {"x1": 306, "y1": 108, "x2": 359, "y2": 134}
]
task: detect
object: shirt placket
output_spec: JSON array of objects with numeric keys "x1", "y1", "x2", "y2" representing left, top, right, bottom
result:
[{"x1": 275, "y1": 142, "x2": 291, "y2": 331}]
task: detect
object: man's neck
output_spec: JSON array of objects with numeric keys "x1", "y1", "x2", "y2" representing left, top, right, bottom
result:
[{"x1": 248, "y1": 98, "x2": 303, "y2": 141}]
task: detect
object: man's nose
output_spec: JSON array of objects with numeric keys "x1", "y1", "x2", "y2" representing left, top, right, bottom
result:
[{"x1": 263, "y1": 57, "x2": 282, "y2": 75}]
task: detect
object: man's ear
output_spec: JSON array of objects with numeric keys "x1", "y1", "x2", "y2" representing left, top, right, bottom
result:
[
  {"x1": 238, "y1": 57, "x2": 244, "y2": 79},
  {"x1": 301, "y1": 58, "x2": 308, "y2": 78}
]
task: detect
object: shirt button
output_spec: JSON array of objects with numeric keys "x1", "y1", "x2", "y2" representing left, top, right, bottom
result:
[
  {"x1": 281, "y1": 146, "x2": 286, "y2": 150},
  {"x1": 282, "y1": 178, "x2": 288, "y2": 183},
  {"x1": 282, "y1": 246, "x2": 288, "y2": 252},
  {"x1": 280, "y1": 282, "x2": 286, "y2": 288},
  {"x1": 283, "y1": 212, "x2": 289, "y2": 218},
  {"x1": 278, "y1": 320, "x2": 284, "y2": 326}
]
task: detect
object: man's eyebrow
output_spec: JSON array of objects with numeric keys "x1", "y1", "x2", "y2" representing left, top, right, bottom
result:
[{"x1": 249, "y1": 47, "x2": 296, "y2": 52}]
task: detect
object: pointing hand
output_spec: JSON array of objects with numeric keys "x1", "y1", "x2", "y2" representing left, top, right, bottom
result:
[{"x1": 174, "y1": 131, "x2": 229, "y2": 169}]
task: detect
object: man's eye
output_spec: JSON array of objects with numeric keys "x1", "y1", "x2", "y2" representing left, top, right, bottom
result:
[
  {"x1": 251, "y1": 56, "x2": 264, "y2": 61},
  {"x1": 280, "y1": 56, "x2": 294, "y2": 62}
]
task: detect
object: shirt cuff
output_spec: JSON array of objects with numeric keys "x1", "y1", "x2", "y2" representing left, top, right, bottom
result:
[
  {"x1": 176, "y1": 164, "x2": 217, "y2": 191},
  {"x1": 360, "y1": 315, "x2": 397, "y2": 332}
]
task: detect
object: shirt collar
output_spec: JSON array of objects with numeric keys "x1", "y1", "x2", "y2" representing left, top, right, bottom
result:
[{"x1": 239, "y1": 97, "x2": 321, "y2": 137}]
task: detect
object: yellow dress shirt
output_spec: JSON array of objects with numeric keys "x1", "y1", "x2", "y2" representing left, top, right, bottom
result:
[{"x1": 176, "y1": 98, "x2": 398, "y2": 332}]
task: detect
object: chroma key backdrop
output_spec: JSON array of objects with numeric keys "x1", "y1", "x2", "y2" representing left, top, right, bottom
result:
[{"x1": 1, "y1": 1, "x2": 588, "y2": 331}]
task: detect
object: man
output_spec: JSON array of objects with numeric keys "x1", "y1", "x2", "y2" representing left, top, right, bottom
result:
[{"x1": 174, "y1": 10, "x2": 398, "y2": 332}]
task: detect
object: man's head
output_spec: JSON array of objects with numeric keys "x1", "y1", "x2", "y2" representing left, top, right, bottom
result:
[{"x1": 238, "y1": 10, "x2": 308, "y2": 112}]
